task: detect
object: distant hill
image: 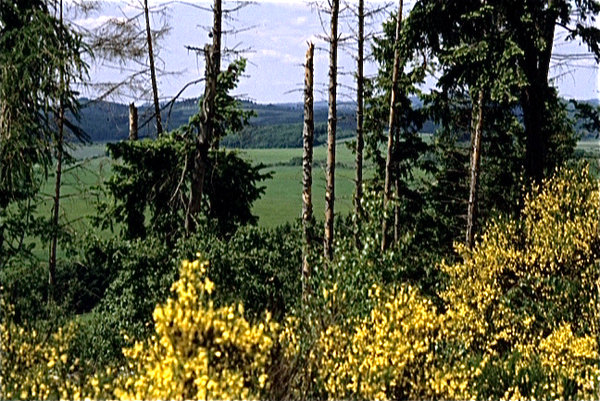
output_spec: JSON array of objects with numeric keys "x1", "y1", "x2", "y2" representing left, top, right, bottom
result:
[
  {"x1": 74, "y1": 96, "x2": 598, "y2": 147},
  {"x1": 75, "y1": 98, "x2": 358, "y2": 147}
]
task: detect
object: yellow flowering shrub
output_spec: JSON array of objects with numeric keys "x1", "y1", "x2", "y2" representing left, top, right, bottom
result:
[
  {"x1": 1, "y1": 307, "x2": 87, "y2": 400},
  {"x1": 0, "y1": 294, "x2": 124, "y2": 400},
  {"x1": 437, "y1": 166, "x2": 600, "y2": 399},
  {"x1": 115, "y1": 257, "x2": 279, "y2": 400},
  {"x1": 313, "y1": 284, "x2": 441, "y2": 400}
]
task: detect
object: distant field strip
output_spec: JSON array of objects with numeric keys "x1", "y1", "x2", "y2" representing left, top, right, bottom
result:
[{"x1": 55, "y1": 139, "x2": 599, "y2": 231}]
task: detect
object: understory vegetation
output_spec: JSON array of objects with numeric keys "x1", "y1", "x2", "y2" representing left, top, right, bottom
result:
[{"x1": 3, "y1": 166, "x2": 600, "y2": 400}]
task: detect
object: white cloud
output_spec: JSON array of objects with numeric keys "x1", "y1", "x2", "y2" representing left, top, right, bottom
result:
[
  {"x1": 294, "y1": 16, "x2": 307, "y2": 25},
  {"x1": 74, "y1": 15, "x2": 125, "y2": 29},
  {"x1": 260, "y1": 49, "x2": 281, "y2": 57}
]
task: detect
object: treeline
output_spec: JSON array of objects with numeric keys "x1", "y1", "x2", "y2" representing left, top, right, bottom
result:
[
  {"x1": 75, "y1": 97, "x2": 599, "y2": 146},
  {"x1": 75, "y1": 99, "x2": 358, "y2": 146}
]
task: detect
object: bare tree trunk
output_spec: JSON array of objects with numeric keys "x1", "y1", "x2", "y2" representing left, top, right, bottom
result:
[
  {"x1": 129, "y1": 103, "x2": 138, "y2": 140},
  {"x1": 324, "y1": 0, "x2": 339, "y2": 261},
  {"x1": 49, "y1": 0, "x2": 65, "y2": 303},
  {"x1": 144, "y1": 0, "x2": 163, "y2": 136},
  {"x1": 354, "y1": 0, "x2": 365, "y2": 248},
  {"x1": 394, "y1": 145, "x2": 400, "y2": 243},
  {"x1": 466, "y1": 90, "x2": 485, "y2": 248},
  {"x1": 381, "y1": 0, "x2": 403, "y2": 252},
  {"x1": 211, "y1": 0, "x2": 222, "y2": 150},
  {"x1": 185, "y1": 45, "x2": 217, "y2": 234},
  {"x1": 302, "y1": 43, "x2": 315, "y2": 301}
]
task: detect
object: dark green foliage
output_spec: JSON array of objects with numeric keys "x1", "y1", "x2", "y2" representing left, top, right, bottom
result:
[
  {"x1": 100, "y1": 137, "x2": 186, "y2": 240},
  {"x1": 420, "y1": 89, "x2": 526, "y2": 248},
  {"x1": 0, "y1": 0, "x2": 87, "y2": 268},
  {"x1": 403, "y1": 0, "x2": 595, "y2": 185},
  {"x1": 0, "y1": 0, "x2": 87, "y2": 207},
  {"x1": 1, "y1": 260, "x2": 50, "y2": 324},
  {"x1": 571, "y1": 99, "x2": 600, "y2": 139},
  {"x1": 304, "y1": 190, "x2": 445, "y2": 322},
  {"x1": 60, "y1": 223, "x2": 301, "y2": 367},
  {"x1": 59, "y1": 235, "x2": 176, "y2": 366},
  {"x1": 178, "y1": 223, "x2": 302, "y2": 321},
  {"x1": 97, "y1": 137, "x2": 271, "y2": 240},
  {"x1": 202, "y1": 151, "x2": 272, "y2": 236},
  {"x1": 0, "y1": 197, "x2": 51, "y2": 270},
  {"x1": 188, "y1": 59, "x2": 255, "y2": 144},
  {"x1": 365, "y1": 11, "x2": 433, "y2": 186}
]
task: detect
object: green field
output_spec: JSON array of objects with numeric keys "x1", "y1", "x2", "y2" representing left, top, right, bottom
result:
[
  {"x1": 43, "y1": 138, "x2": 600, "y2": 235},
  {"x1": 241, "y1": 144, "x2": 370, "y2": 227},
  {"x1": 44, "y1": 142, "x2": 370, "y2": 233}
]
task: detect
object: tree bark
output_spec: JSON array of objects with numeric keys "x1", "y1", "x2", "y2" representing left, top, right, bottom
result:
[
  {"x1": 211, "y1": 0, "x2": 222, "y2": 149},
  {"x1": 129, "y1": 103, "x2": 138, "y2": 140},
  {"x1": 466, "y1": 90, "x2": 485, "y2": 248},
  {"x1": 522, "y1": 1, "x2": 557, "y2": 186},
  {"x1": 324, "y1": 0, "x2": 339, "y2": 261},
  {"x1": 144, "y1": 0, "x2": 163, "y2": 136},
  {"x1": 185, "y1": 45, "x2": 217, "y2": 234},
  {"x1": 302, "y1": 43, "x2": 315, "y2": 301},
  {"x1": 394, "y1": 127, "x2": 401, "y2": 244},
  {"x1": 381, "y1": 0, "x2": 403, "y2": 252},
  {"x1": 354, "y1": 0, "x2": 365, "y2": 248},
  {"x1": 49, "y1": 0, "x2": 65, "y2": 303}
]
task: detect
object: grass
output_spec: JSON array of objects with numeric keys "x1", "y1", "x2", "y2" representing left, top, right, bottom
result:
[
  {"x1": 52, "y1": 142, "x2": 369, "y2": 230},
  {"x1": 33, "y1": 138, "x2": 600, "y2": 245},
  {"x1": 239, "y1": 143, "x2": 370, "y2": 227}
]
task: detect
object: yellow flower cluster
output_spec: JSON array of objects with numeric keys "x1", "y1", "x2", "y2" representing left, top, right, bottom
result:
[
  {"x1": 514, "y1": 323, "x2": 598, "y2": 398},
  {"x1": 4, "y1": 166, "x2": 600, "y2": 400},
  {"x1": 0, "y1": 315, "x2": 84, "y2": 400},
  {"x1": 436, "y1": 166, "x2": 600, "y2": 399},
  {"x1": 115, "y1": 257, "x2": 279, "y2": 400},
  {"x1": 314, "y1": 284, "x2": 441, "y2": 400}
]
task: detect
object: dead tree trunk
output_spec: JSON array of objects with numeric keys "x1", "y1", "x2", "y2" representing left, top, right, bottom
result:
[
  {"x1": 129, "y1": 103, "x2": 138, "y2": 140},
  {"x1": 49, "y1": 104, "x2": 63, "y2": 302},
  {"x1": 381, "y1": 0, "x2": 403, "y2": 252},
  {"x1": 49, "y1": 0, "x2": 65, "y2": 303},
  {"x1": 354, "y1": 0, "x2": 365, "y2": 247},
  {"x1": 324, "y1": 0, "x2": 339, "y2": 261},
  {"x1": 394, "y1": 132, "x2": 401, "y2": 243},
  {"x1": 302, "y1": 43, "x2": 315, "y2": 301},
  {"x1": 211, "y1": 0, "x2": 222, "y2": 149},
  {"x1": 185, "y1": 45, "x2": 217, "y2": 234},
  {"x1": 466, "y1": 90, "x2": 485, "y2": 248},
  {"x1": 144, "y1": 0, "x2": 163, "y2": 136}
]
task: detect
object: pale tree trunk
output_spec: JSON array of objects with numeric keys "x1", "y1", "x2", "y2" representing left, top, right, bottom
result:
[
  {"x1": 49, "y1": 0, "x2": 65, "y2": 303},
  {"x1": 129, "y1": 103, "x2": 138, "y2": 140},
  {"x1": 381, "y1": 0, "x2": 403, "y2": 252},
  {"x1": 394, "y1": 162, "x2": 400, "y2": 243},
  {"x1": 324, "y1": 0, "x2": 339, "y2": 261},
  {"x1": 466, "y1": 90, "x2": 485, "y2": 248},
  {"x1": 49, "y1": 103, "x2": 63, "y2": 302},
  {"x1": 302, "y1": 43, "x2": 315, "y2": 301},
  {"x1": 354, "y1": 0, "x2": 365, "y2": 248},
  {"x1": 211, "y1": 0, "x2": 222, "y2": 149},
  {"x1": 185, "y1": 45, "x2": 217, "y2": 234},
  {"x1": 144, "y1": 0, "x2": 163, "y2": 136}
]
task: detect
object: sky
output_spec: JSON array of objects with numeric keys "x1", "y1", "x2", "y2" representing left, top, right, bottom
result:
[{"x1": 75, "y1": 0, "x2": 600, "y2": 105}]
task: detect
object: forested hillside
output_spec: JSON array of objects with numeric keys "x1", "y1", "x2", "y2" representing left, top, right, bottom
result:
[
  {"x1": 78, "y1": 97, "x2": 598, "y2": 145},
  {"x1": 77, "y1": 99, "x2": 359, "y2": 146}
]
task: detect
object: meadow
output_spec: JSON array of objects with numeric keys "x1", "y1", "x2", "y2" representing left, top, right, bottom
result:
[
  {"x1": 44, "y1": 136, "x2": 598, "y2": 236},
  {"x1": 45, "y1": 141, "x2": 371, "y2": 232}
]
